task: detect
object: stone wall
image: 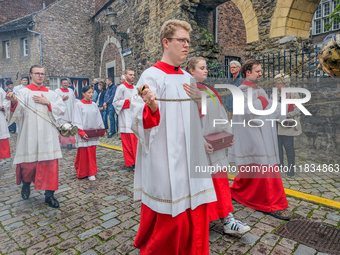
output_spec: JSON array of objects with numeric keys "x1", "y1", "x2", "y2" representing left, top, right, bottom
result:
[
  {"x1": 0, "y1": 0, "x2": 56, "y2": 25},
  {"x1": 0, "y1": 30, "x2": 40, "y2": 85},
  {"x1": 33, "y1": 0, "x2": 96, "y2": 83}
]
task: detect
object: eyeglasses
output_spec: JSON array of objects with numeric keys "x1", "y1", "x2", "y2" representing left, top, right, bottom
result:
[
  {"x1": 33, "y1": 73, "x2": 45, "y2": 76},
  {"x1": 230, "y1": 67, "x2": 239, "y2": 69},
  {"x1": 166, "y1": 38, "x2": 190, "y2": 45}
]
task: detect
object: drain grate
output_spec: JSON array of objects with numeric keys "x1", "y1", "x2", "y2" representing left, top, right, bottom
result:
[{"x1": 275, "y1": 216, "x2": 340, "y2": 254}]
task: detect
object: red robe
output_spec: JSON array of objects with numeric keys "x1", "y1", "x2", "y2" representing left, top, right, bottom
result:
[
  {"x1": 120, "y1": 82, "x2": 138, "y2": 167},
  {"x1": 133, "y1": 61, "x2": 210, "y2": 255},
  {"x1": 230, "y1": 81, "x2": 288, "y2": 212},
  {"x1": 0, "y1": 138, "x2": 11, "y2": 160},
  {"x1": 13, "y1": 84, "x2": 58, "y2": 190},
  {"x1": 74, "y1": 99, "x2": 98, "y2": 178}
]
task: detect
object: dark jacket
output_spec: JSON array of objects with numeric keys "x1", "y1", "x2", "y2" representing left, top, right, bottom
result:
[
  {"x1": 104, "y1": 84, "x2": 117, "y2": 105},
  {"x1": 226, "y1": 72, "x2": 243, "y2": 112},
  {"x1": 98, "y1": 91, "x2": 106, "y2": 108}
]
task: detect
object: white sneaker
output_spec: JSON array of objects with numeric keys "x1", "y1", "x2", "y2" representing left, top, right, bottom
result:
[
  {"x1": 223, "y1": 218, "x2": 251, "y2": 234},
  {"x1": 88, "y1": 175, "x2": 96, "y2": 181}
]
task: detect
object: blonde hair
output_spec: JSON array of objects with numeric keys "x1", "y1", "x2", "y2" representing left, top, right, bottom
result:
[
  {"x1": 184, "y1": 57, "x2": 206, "y2": 74},
  {"x1": 160, "y1": 19, "x2": 192, "y2": 52},
  {"x1": 274, "y1": 73, "x2": 290, "y2": 86}
]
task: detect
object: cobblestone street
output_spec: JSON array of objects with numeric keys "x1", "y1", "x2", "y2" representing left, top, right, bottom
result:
[{"x1": 1, "y1": 134, "x2": 340, "y2": 255}]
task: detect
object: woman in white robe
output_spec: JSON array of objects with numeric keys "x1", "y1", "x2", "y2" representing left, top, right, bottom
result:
[
  {"x1": 73, "y1": 86, "x2": 104, "y2": 181},
  {"x1": 185, "y1": 57, "x2": 250, "y2": 234}
]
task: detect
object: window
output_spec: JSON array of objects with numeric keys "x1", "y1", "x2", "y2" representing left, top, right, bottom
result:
[
  {"x1": 316, "y1": 5, "x2": 322, "y2": 18},
  {"x1": 324, "y1": 2, "x2": 330, "y2": 16},
  {"x1": 49, "y1": 77, "x2": 60, "y2": 91},
  {"x1": 333, "y1": 0, "x2": 339, "y2": 11},
  {"x1": 324, "y1": 17, "x2": 330, "y2": 32},
  {"x1": 23, "y1": 38, "x2": 28, "y2": 56},
  {"x1": 334, "y1": 19, "x2": 340, "y2": 29},
  {"x1": 4, "y1": 41, "x2": 10, "y2": 58},
  {"x1": 315, "y1": 20, "x2": 321, "y2": 34}
]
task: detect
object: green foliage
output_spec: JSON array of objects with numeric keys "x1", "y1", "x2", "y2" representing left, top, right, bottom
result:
[
  {"x1": 201, "y1": 30, "x2": 214, "y2": 42},
  {"x1": 325, "y1": 1, "x2": 340, "y2": 31},
  {"x1": 212, "y1": 44, "x2": 219, "y2": 51},
  {"x1": 208, "y1": 61, "x2": 224, "y2": 77}
]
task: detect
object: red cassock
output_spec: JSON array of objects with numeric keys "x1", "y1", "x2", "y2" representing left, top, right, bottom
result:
[
  {"x1": 134, "y1": 61, "x2": 210, "y2": 255},
  {"x1": 231, "y1": 165, "x2": 288, "y2": 213},
  {"x1": 74, "y1": 129, "x2": 97, "y2": 178},
  {"x1": 0, "y1": 138, "x2": 11, "y2": 159},
  {"x1": 209, "y1": 173, "x2": 234, "y2": 221},
  {"x1": 16, "y1": 159, "x2": 59, "y2": 190},
  {"x1": 121, "y1": 133, "x2": 138, "y2": 167}
]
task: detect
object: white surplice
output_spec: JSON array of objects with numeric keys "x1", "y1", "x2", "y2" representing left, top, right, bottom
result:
[
  {"x1": 73, "y1": 101, "x2": 104, "y2": 148},
  {"x1": 131, "y1": 67, "x2": 217, "y2": 217},
  {"x1": 199, "y1": 86, "x2": 232, "y2": 168},
  {"x1": 112, "y1": 84, "x2": 137, "y2": 133},
  {"x1": 228, "y1": 84, "x2": 286, "y2": 166},
  {"x1": 13, "y1": 84, "x2": 26, "y2": 95},
  {"x1": 55, "y1": 88, "x2": 76, "y2": 124},
  {"x1": 0, "y1": 88, "x2": 10, "y2": 140},
  {"x1": 5, "y1": 87, "x2": 66, "y2": 164}
]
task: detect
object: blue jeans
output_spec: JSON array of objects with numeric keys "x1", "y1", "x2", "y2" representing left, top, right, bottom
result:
[
  {"x1": 101, "y1": 110, "x2": 108, "y2": 130},
  {"x1": 106, "y1": 105, "x2": 116, "y2": 135},
  {"x1": 114, "y1": 112, "x2": 119, "y2": 133}
]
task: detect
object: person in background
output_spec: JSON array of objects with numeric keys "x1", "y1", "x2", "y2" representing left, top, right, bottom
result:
[
  {"x1": 0, "y1": 87, "x2": 10, "y2": 160},
  {"x1": 97, "y1": 81, "x2": 108, "y2": 131},
  {"x1": 55, "y1": 77, "x2": 77, "y2": 150},
  {"x1": 103, "y1": 77, "x2": 117, "y2": 138},
  {"x1": 73, "y1": 86, "x2": 105, "y2": 181},
  {"x1": 5, "y1": 81, "x2": 16, "y2": 133},
  {"x1": 226, "y1": 60, "x2": 243, "y2": 121},
  {"x1": 5, "y1": 80, "x2": 14, "y2": 92},
  {"x1": 13, "y1": 77, "x2": 29, "y2": 95},
  {"x1": 92, "y1": 79, "x2": 99, "y2": 102},
  {"x1": 113, "y1": 69, "x2": 137, "y2": 170},
  {"x1": 119, "y1": 75, "x2": 126, "y2": 85},
  {"x1": 274, "y1": 74, "x2": 301, "y2": 178}
]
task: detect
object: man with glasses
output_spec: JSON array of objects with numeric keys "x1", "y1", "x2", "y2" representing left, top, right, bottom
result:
[
  {"x1": 131, "y1": 20, "x2": 216, "y2": 254},
  {"x1": 226, "y1": 60, "x2": 243, "y2": 121},
  {"x1": 5, "y1": 65, "x2": 66, "y2": 208}
]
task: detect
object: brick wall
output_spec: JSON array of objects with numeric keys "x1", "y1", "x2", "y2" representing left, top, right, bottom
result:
[
  {"x1": 95, "y1": 0, "x2": 110, "y2": 14},
  {"x1": 33, "y1": 0, "x2": 96, "y2": 84},
  {"x1": 0, "y1": 0, "x2": 56, "y2": 25},
  {"x1": 216, "y1": 1, "x2": 246, "y2": 62}
]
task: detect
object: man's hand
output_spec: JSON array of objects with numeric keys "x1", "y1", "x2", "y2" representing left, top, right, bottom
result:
[
  {"x1": 103, "y1": 102, "x2": 107, "y2": 107},
  {"x1": 141, "y1": 84, "x2": 158, "y2": 113},
  {"x1": 228, "y1": 138, "x2": 235, "y2": 148},
  {"x1": 62, "y1": 95, "x2": 69, "y2": 101},
  {"x1": 33, "y1": 94, "x2": 51, "y2": 106},
  {"x1": 6, "y1": 91, "x2": 18, "y2": 104},
  {"x1": 82, "y1": 134, "x2": 89, "y2": 139},
  {"x1": 204, "y1": 142, "x2": 214, "y2": 154},
  {"x1": 183, "y1": 83, "x2": 202, "y2": 108},
  {"x1": 98, "y1": 107, "x2": 103, "y2": 111}
]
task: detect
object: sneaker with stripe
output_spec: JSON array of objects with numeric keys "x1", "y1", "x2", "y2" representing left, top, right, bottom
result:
[{"x1": 223, "y1": 217, "x2": 251, "y2": 234}]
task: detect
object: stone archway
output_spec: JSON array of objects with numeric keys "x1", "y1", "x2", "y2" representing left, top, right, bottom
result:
[
  {"x1": 270, "y1": 0, "x2": 321, "y2": 38},
  {"x1": 99, "y1": 36, "x2": 125, "y2": 80},
  {"x1": 195, "y1": 0, "x2": 259, "y2": 43}
]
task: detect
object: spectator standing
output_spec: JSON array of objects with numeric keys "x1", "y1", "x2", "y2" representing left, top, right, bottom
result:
[
  {"x1": 226, "y1": 60, "x2": 243, "y2": 121},
  {"x1": 96, "y1": 81, "x2": 108, "y2": 130},
  {"x1": 103, "y1": 77, "x2": 117, "y2": 138}
]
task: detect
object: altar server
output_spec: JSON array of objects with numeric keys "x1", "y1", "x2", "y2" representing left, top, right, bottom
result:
[
  {"x1": 55, "y1": 77, "x2": 76, "y2": 149},
  {"x1": 0, "y1": 87, "x2": 10, "y2": 160},
  {"x1": 131, "y1": 20, "x2": 216, "y2": 255},
  {"x1": 73, "y1": 86, "x2": 104, "y2": 181},
  {"x1": 113, "y1": 69, "x2": 138, "y2": 169},
  {"x1": 185, "y1": 56, "x2": 251, "y2": 234},
  {"x1": 228, "y1": 59, "x2": 290, "y2": 220},
  {"x1": 5, "y1": 65, "x2": 66, "y2": 208}
]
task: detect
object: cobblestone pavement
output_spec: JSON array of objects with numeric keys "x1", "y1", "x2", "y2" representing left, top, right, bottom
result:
[{"x1": 0, "y1": 133, "x2": 340, "y2": 255}]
